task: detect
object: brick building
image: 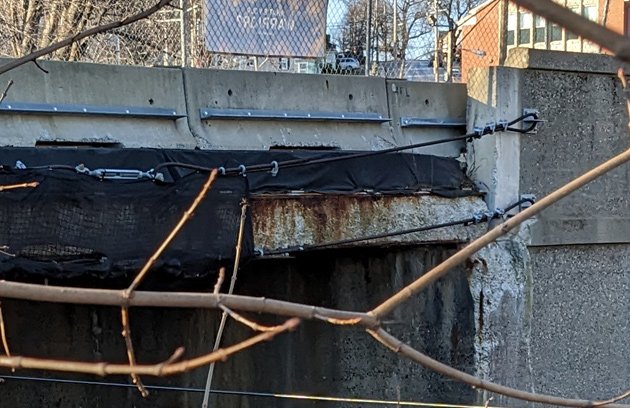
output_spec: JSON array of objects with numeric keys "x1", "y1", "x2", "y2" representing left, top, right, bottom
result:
[{"x1": 458, "y1": 0, "x2": 626, "y2": 81}]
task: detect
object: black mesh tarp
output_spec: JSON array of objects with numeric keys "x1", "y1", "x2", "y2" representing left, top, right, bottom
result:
[{"x1": 0, "y1": 148, "x2": 475, "y2": 280}]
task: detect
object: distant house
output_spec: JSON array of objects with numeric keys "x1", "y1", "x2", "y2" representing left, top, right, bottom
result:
[{"x1": 458, "y1": 0, "x2": 626, "y2": 81}]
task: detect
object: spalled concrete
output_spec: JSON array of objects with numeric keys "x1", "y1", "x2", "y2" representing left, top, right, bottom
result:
[{"x1": 252, "y1": 194, "x2": 488, "y2": 252}]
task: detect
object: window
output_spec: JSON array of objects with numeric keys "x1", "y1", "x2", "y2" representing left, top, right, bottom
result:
[
  {"x1": 550, "y1": 23, "x2": 562, "y2": 41},
  {"x1": 582, "y1": 5, "x2": 597, "y2": 22},
  {"x1": 567, "y1": 6, "x2": 580, "y2": 40},
  {"x1": 507, "y1": 14, "x2": 517, "y2": 45},
  {"x1": 534, "y1": 15, "x2": 546, "y2": 43},
  {"x1": 518, "y1": 11, "x2": 532, "y2": 44}
]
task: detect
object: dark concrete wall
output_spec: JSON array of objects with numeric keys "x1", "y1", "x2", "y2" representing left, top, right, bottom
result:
[{"x1": 0, "y1": 246, "x2": 476, "y2": 408}]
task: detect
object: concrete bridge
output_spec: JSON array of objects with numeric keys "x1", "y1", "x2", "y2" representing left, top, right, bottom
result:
[{"x1": 0, "y1": 49, "x2": 627, "y2": 407}]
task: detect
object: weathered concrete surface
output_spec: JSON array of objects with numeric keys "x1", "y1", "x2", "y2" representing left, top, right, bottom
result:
[
  {"x1": 466, "y1": 51, "x2": 630, "y2": 407},
  {"x1": 387, "y1": 80, "x2": 467, "y2": 157},
  {"x1": 466, "y1": 66, "x2": 523, "y2": 212},
  {"x1": 527, "y1": 245, "x2": 630, "y2": 401},
  {"x1": 183, "y1": 69, "x2": 394, "y2": 150},
  {"x1": 0, "y1": 59, "x2": 195, "y2": 148},
  {"x1": 252, "y1": 194, "x2": 487, "y2": 252},
  {"x1": 467, "y1": 232, "x2": 535, "y2": 406},
  {"x1": 468, "y1": 53, "x2": 630, "y2": 245},
  {"x1": 519, "y1": 67, "x2": 630, "y2": 245},
  {"x1": 505, "y1": 47, "x2": 630, "y2": 75},
  {"x1": 0, "y1": 246, "x2": 477, "y2": 408}
]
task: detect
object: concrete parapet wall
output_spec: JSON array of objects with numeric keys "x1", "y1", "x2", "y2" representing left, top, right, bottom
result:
[
  {"x1": 183, "y1": 69, "x2": 393, "y2": 150},
  {"x1": 0, "y1": 59, "x2": 195, "y2": 148},
  {"x1": 387, "y1": 80, "x2": 467, "y2": 157},
  {"x1": 0, "y1": 59, "x2": 471, "y2": 155}
]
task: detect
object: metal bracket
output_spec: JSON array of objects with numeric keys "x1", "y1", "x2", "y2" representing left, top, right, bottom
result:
[
  {"x1": 520, "y1": 194, "x2": 536, "y2": 210},
  {"x1": 75, "y1": 164, "x2": 163, "y2": 181},
  {"x1": 400, "y1": 117, "x2": 466, "y2": 129},
  {"x1": 522, "y1": 109, "x2": 544, "y2": 134},
  {"x1": 200, "y1": 108, "x2": 390, "y2": 123},
  {"x1": 0, "y1": 102, "x2": 185, "y2": 119}
]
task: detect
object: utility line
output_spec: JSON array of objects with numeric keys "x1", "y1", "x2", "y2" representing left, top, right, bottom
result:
[
  {"x1": 14, "y1": 113, "x2": 539, "y2": 180},
  {"x1": 0, "y1": 374, "x2": 509, "y2": 408},
  {"x1": 259, "y1": 197, "x2": 535, "y2": 256},
  {"x1": 154, "y1": 113, "x2": 538, "y2": 177}
]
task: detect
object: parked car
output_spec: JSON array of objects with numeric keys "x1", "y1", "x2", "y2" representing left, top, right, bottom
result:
[{"x1": 338, "y1": 57, "x2": 360, "y2": 72}]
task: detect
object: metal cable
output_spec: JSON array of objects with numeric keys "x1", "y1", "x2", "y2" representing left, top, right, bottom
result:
[
  {"x1": 0, "y1": 374, "x2": 510, "y2": 408},
  {"x1": 259, "y1": 196, "x2": 535, "y2": 256},
  {"x1": 11, "y1": 113, "x2": 538, "y2": 181},
  {"x1": 153, "y1": 112, "x2": 539, "y2": 177}
]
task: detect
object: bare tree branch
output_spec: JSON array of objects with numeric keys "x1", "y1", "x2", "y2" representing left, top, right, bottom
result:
[
  {"x1": 120, "y1": 306, "x2": 148, "y2": 397},
  {"x1": 202, "y1": 200, "x2": 250, "y2": 408},
  {"x1": 0, "y1": 0, "x2": 173, "y2": 76},
  {"x1": 213, "y1": 267, "x2": 226, "y2": 295},
  {"x1": 0, "y1": 80, "x2": 14, "y2": 104},
  {"x1": 592, "y1": 391, "x2": 630, "y2": 407},
  {"x1": 0, "y1": 301, "x2": 11, "y2": 357},
  {"x1": 0, "y1": 280, "x2": 376, "y2": 326},
  {"x1": 219, "y1": 305, "x2": 287, "y2": 333},
  {"x1": 367, "y1": 328, "x2": 629, "y2": 408},
  {"x1": 369, "y1": 147, "x2": 630, "y2": 319},
  {"x1": 0, "y1": 318, "x2": 300, "y2": 376},
  {"x1": 0, "y1": 182, "x2": 39, "y2": 192},
  {"x1": 125, "y1": 168, "x2": 218, "y2": 295}
]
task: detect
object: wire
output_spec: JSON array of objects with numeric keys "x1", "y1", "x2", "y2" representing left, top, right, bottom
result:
[
  {"x1": 152, "y1": 112, "x2": 539, "y2": 177},
  {"x1": 7, "y1": 114, "x2": 539, "y2": 186},
  {"x1": 12, "y1": 113, "x2": 538, "y2": 180},
  {"x1": 259, "y1": 196, "x2": 535, "y2": 256},
  {"x1": 0, "y1": 374, "x2": 508, "y2": 408}
]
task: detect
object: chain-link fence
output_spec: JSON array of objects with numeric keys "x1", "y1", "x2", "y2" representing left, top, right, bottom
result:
[{"x1": 0, "y1": 0, "x2": 618, "y2": 83}]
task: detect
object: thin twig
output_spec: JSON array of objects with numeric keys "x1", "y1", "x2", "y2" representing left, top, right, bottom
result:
[
  {"x1": 125, "y1": 169, "x2": 218, "y2": 295},
  {"x1": 0, "y1": 318, "x2": 300, "y2": 376},
  {"x1": 0, "y1": 0, "x2": 174, "y2": 76},
  {"x1": 367, "y1": 328, "x2": 629, "y2": 408},
  {"x1": 0, "y1": 80, "x2": 14, "y2": 104},
  {"x1": 0, "y1": 301, "x2": 11, "y2": 357},
  {"x1": 120, "y1": 306, "x2": 148, "y2": 397},
  {"x1": 592, "y1": 391, "x2": 630, "y2": 407},
  {"x1": 213, "y1": 267, "x2": 225, "y2": 295},
  {"x1": 0, "y1": 281, "x2": 628, "y2": 408},
  {"x1": 218, "y1": 305, "x2": 284, "y2": 332},
  {"x1": 0, "y1": 182, "x2": 39, "y2": 192},
  {"x1": 201, "y1": 200, "x2": 249, "y2": 408},
  {"x1": 370, "y1": 148, "x2": 630, "y2": 319},
  {"x1": 0, "y1": 280, "x2": 375, "y2": 326}
]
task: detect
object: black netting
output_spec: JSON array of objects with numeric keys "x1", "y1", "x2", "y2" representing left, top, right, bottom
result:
[
  {"x1": 0, "y1": 147, "x2": 474, "y2": 281},
  {"x1": 0, "y1": 168, "x2": 249, "y2": 280}
]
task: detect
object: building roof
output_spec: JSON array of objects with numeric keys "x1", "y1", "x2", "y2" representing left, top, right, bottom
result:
[{"x1": 457, "y1": 0, "x2": 497, "y2": 27}]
